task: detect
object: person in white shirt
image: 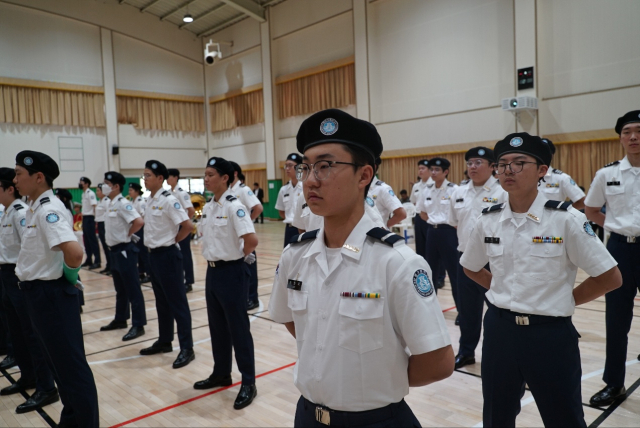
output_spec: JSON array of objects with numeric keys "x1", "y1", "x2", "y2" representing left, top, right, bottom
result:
[
  {"x1": 270, "y1": 108, "x2": 453, "y2": 426},
  {"x1": 539, "y1": 138, "x2": 586, "y2": 209},
  {"x1": 128, "y1": 182, "x2": 151, "y2": 284},
  {"x1": 585, "y1": 110, "x2": 640, "y2": 407},
  {"x1": 276, "y1": 153, "x2": 304, "y2": 247},
  {"x1": 410, "y1": 159, "x2": 433, "y2": 259},
  {"x1": 167, "y1": 169, "x2": 196, "y2": 293},
  {"x1": 95, "y1": 183, "x2": 111, "y2": 275},
  {"x1": 448, "y1": 147, "x2": 506, "y2": 370},
  {"x1": 368, "y1": 158, "x2": 406, "y2": 228},
  {"x1": 460, "y1": 133, "x2": 621, "y2": 427},
  {"x1": 79, "y1": 176, "x2": 101, "y2": 269}
]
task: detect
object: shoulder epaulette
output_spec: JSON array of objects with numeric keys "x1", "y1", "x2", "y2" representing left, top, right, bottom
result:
[
  {"x1": 427, "y1": 183, "x2": 434, "y2": 188},
  {"x1": 177, "y1": 187, "x2": 183, "y2": 191},
  {"x1": 366, "y1": 227, "x2": 404, "y2": 246},
  {"x1": 289, "y1": 229, "x2": 319, "y2": 245},
  {"x1": 226, "y1": 195, "x2": 237, "y2": 202},
  {"x1": 544, "y1": 200, "x2": 571, "y2": 211},
  {"x1": 482, "y1": 203, "x2": 504, "y2": 214},
  {"x1": 161, "y1": 190, "x2": 171, "y2": 197},
  {"x1": 117, "y1": 196, "x2": 123, "y2": 201},
  {"x1": 604, "y1": 161, "x2": 620, "y2": 168},
  {"x1": 302, "y1": 203, "x2": 308, "y2": 209},
  {"x1": 460, "y1": 179, "x2": 470, "y2": 185},
  {"x1": 239, "y1": 183, "x2": 246, "y2": 187},
  {"x1": 13, "y1": 203, "x2": 24, "y2": 211},
  {"x1": 40, "y1": 197, "x2": 50, "y2": 205},
  {"x1": 375, "y1": 180, "x2": 383, "y2": 186},
  {"x1": 552, "y1": 169, "x2": 563, "y2": 174},
  {"x1": 447, "y1": 182, "x2": 455, "y2": 187}
]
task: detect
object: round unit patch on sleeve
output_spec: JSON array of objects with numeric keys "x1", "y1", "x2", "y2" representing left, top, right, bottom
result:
[
  {"x1": 389, "y1": 189, "x2": 395, "y2": 196},
  {"x1": 583, "y1": 221, "x2": 596, "y2": 237},
  {"x1": 46, "y1": 213, "x2": 60, "y2": 223},
  {"x1": 570, "y1": 178, "x2": 576, "y2": 185},
  {"x1": 413, "y1": 269, "x2": 433, "y2": 297},
  {"x1": 366, "y1": 196, "x2": 375, "y2": 207},
  {"x1": 125, "y1": 204, "x2": 133, "y2": 211},
  {"x1": 184, "y1": 194, "x2": 189, "y2": 200},
  {"x1": 173, "y1": 202, "x2": 181, "y2": 209},
  {"x1": 237, "y1": 209, "x2": 246, "y2": 218},
  {"x1": 20, "y1": 218, "x2": 26, "y2": 227}
]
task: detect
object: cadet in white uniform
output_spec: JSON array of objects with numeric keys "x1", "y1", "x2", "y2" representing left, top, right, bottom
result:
[
  {"x1": 449, "y1": 147, "x2": 506, "y2": 370},
  {"x1": 194, "y1": 157, "x2": 259, "y2": 410},
  {"x1": 139, "y1": 160, "x2": 195, "y2": 369},
  {"x1": 539, "y1": 138, "x2": 586, "y2": 210},
  {"x1": 14, "y1": 151, "x2": 99, "y2": 427},
  {"x1": 129, "y1": 183, "x2": 151, "y2": 284},
  {"x1": 276, "y1": 153, "x2": 304, "y2": 247},
  {"x1": 460, "y1": 133, "x2": 621, "y2": 427},
  {"x1": 367, "y1": 176, "x2": 406, "y2": 228},
  {"x1": 167, "y1": 169, "x2": 196, "y2": 292},
  {"x1": 79, "y1": 176, "x2": 101, "y2": 269},
  {"x1": 417, "y1": 157, "x2": 460, "y2": 303},
  {"x1": 0, "y1": 168, "x2": 58, "y2": 414},
  {"x1": 585, "y1": 110, "x2": 640, "y2": 407},
  {"x1": 410, "y1": 160, "x2": 433, "y2": 259},
  {"x1": 95, "y1": 184, "x2": 111, "y2": 275},
  {"x1": 270, "y1": 108, "x2": 453, "y2": 427},
  {"x1": 100, "y1": 172, "x2": 147, "y2": 342}
]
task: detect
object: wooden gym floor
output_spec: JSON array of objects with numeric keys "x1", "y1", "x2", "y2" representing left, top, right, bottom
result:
[{"x1": 0, "y1": 221, "x2": 639, "y2": 427}]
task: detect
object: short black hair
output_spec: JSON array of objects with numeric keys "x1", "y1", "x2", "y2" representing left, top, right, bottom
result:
[
  {"x1": 80, "y1": 177, "x2": 91, "y2": 186},
  {"x1": 341, "y1": 144, "x2": 375, "y2": 198},
  {"x1": 29, "y1": 170, "x2": 54, "y2": 188},
  {"x1": 400, "y1": 189, "x2": 407, "y2": 195},
  {"x1": 167, "y1": 168, "x2": 180, "y2": 179},
  {"x1": 253, "y1": 182, "x2": 259, "y2": 186},
  {"x1": 0, "y1": 180, "x2": 21, "y2": 199}
]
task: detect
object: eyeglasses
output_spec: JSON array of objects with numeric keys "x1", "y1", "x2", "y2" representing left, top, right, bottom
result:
[
  {"x1": 296, "y1": 160, "x2": 362, "y2": 182},
  {"x1": 495, "y1": 161, "x2": 538, "y2": 175},
  {"x1": 466, "y1": 160, "x2": 488, "y2": 168},
  {"x1": 284, "y1": 164, "x2": 297, "y2": 170}
]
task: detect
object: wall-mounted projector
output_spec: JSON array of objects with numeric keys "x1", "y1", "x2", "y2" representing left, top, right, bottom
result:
[{"x1": 502, "y1": 96, "x2": 538, "y2": 111}]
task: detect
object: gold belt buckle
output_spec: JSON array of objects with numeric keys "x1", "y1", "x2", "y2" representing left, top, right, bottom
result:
[
  {"x1": 516, "y1": 315, "x2": 530, "y2": 326},
  {"x1": 209, "y1": 261, "x2": 216, "y2": 268},
  {"x1": 627, "y1": 236, "x2": 637, "y2": 243},
  {"x1": 315, "y1": 407, "x2": 330, "y2": 425}
]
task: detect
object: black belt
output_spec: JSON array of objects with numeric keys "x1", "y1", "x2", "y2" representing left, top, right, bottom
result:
[
  {"x1": 148, "y1": 245, "x2": 175, "y2": 253},
  {"x1": 0, "y1": 264, "x2": 16, "y2": 272},
  {"x1": 302, "y1": 396, "x2": 403, "y2": 426},
  {"x1": 207, "y1": 258, "x2": 243, "y2": 268},
  {"x1": 610, "y1": 232, "x2": 640, "y2": 244},
  {"x1": 489, "y1": 302, "x2": 569, "y2": 326},
  {"x1": 107, "y1": 242, "x2": 130, "y2": 252},
  {"x1": 430, "y1": 223, "x2": 454, "y2": 230}
]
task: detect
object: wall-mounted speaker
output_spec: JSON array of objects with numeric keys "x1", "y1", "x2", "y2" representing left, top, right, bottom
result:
[{"x1": 112, "y1": 145, "x2": 119, "y2": 155}]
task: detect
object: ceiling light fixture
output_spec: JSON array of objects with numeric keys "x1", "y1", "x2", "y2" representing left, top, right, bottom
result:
[{"x1": 183, "y1": 14, "x2": 193, "y2": 23}]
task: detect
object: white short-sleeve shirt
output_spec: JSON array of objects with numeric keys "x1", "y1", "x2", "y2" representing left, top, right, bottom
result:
[
  {"x1": 172, "y1": 187, "x2": 194, "y2": 211},
  {"x1": 269, "y1": 213, "x2": 451, "y2": 411},
  {"x1": 540, "y1": 166, "x2": 586, "y2": 203},
  {"x1": 584, "y1": 157, "x2": 640, "y2": 237},
  {"x1": 143, "y1": 189, "x2": 189, "y2": 249},
  {"x1": 105, "y1": 196, "x2": 141, "y2": 247},
  {"x1": 292, "y1": 191, "x2": 323, "y2": 231},
  {"x1": 16, "y1": 190, "x2": 77, "y2": 282},
  {"x1": 132, "y1": 196, "x2": 146, "y2": 216},
  {"x1": 200, "y1": 189, "x2": 256, "y2": 262},
  {"x1": 460, "y1": 191, "x2": 617, "y2": 317},
  {"x1": 276, "y1": 181, "x2": 303, "y2": 224},
  {"x1": 95, "y1": 196, "x2": 110, "y2": 222},
  {"x1": 81, "y1": 188, "x2": 97, "y2": 216},
  {"x1": 231, "y1": 182, "x2": 262, "y2": 212},
  {"x1": 410, "y1": 178, "x2": 434, "y2": 205},
  {"x1": 416, "y1": 179, "x2": 458, "y2": 225},
  {"x1": 368, "y1": 180, "x2": 402, "y2": 224},
  {"x1": 0, "y1": 200, "x2": 28, "y2": 264}
]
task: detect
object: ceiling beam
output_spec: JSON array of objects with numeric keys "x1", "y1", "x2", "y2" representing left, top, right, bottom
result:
[
  {"x1": 140, "y1": 0, "x2": 165, "y2": 13},
  {"x1": 179, "y1": 2, "x2": 226, "y2": 29},
  {"x1": 219, "y1": 0, "x2": 264, "y2": 22},
  {"x1": 197, "y1": 13, "x2": 247, "y2": 37},
  {"x1": 160, "y1": 0, "x2": 201, "y2": 21}
]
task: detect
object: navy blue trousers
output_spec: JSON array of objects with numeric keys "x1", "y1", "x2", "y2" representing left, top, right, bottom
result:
[
  {"x1": 414, "y1": 214, "x2": 428, "y2": 259},
  {"x1": 206, "y1": 262, "x2": 255, "y2": 385},
  {"x1": 425, "y1": 225, "x2": 459, "y2": 305},
  {"x1": 97, "y1": 222, "x2": 110, "y2": 270},
  {"x1": 1, "y1": 269, "x2": 55, "y2": 393},
  {"x1": 178, "y1": 231, "x2": 195, "y2": 285},
  {"x1": 482, "y1": 303, "x2": 585, "y2": 427},
  {"x1": 110, "y1": 243, "x2": 147, "y2": 327},
  {"x1": 457, "y1": 255, "x2": 489, "y2": 357},
  {"x1": 22, "y1": 277, "x2": 99, "y2": 427},
  {"x1": 247, "y1": 251, "x2": 259, "y2": 303},
  {"x1": 82, "y1": 215, "x2": 101, "y2": 264},
  {"x1": 148, "y1": 246, "x2": 193, "y2": 349},
  {"x1": 0, "y1": 277, "x2": 12, "y2": 357},
  {"x1": 603, "y1": 235, "x2": 640, "y2": 388},
  {"x1": 294, "y1": 396, "x2": 420, "y2": 428},
  {"x1": 134, "y1": 227, "x2": 149, "y2": 276},
  {"x1": 284, "y1": 223, "x2": 298, "y2": 248}
]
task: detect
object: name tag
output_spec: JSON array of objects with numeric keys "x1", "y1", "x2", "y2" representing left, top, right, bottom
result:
[
  {"x1": 287, "y1": 279, "x2": 302, "y2": 290},
  {"x1": 484, "y1": 237, "x2": 500, "y2": 244},
  {"x1": 606, "y1": 181, "x2": 621, "y2": 186},
  {"x1": 456, "y1": 198, "x2": 464, "y2": 203}
]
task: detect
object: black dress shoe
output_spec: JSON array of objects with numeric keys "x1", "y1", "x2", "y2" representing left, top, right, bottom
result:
[
  {"x1": 140, "y1": 341, "x2": 173, "y2": 355},
  {"x1": 185, "y1": 283, "x2": 193, "y2": 293},
  {"x1": 140, "y1": 275, "x2": 151, "y2": 284},
  {"x1": 0, "y1": 355, "x2": 17, "y2": 370},
  {"x1": 89, "y1": 263, "x2": 101, "y2": 270},
  {"x1": 173, "y1": 348, "x2": 195, "y2": 369},
  {"x1": 100, "y1": 320, "x2": 128, "y2": 331},
  {"x1": 455, "y1": 315, "x2": 460, "y2": 325},
  {"x1": 233, "y1": 384, "x2": 257, "y2": 409},
  {"x1": 247, "y1": 300, "x2": 259, "y2": 310},
  {"x1": 81, "y1": 261, "x2": 92, "y2": 268},
  {"x1": 454, "y1": 354, "x2": 476, "y2": 369},
  {"x1": 435, "y1": 281, "x2": 445, "y2": 290},
  {"x1": 194, "y1": 374, "x2": 232, "y2": 390},
  {"x1": 99, "y1": 268, "x2": 110, "y2": 275},
  {"x1": 0, "y1": 379, "x2": 36, "y2": 396},
  {"x1": 122, "y1": 326, "x2": 145, "y2": 341},
  {"x1": 590, "y1": 385, "x2": 626, "y2": 406},
  {"x1": 16, "y1": 388, "x2": 60, "y2": 414}
]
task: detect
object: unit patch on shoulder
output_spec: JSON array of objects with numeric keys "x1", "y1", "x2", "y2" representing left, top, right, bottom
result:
[
  {"x1": 366, "y1": 196, "x2": 375, "y2": 207},
  {"x1": 237, "y1": 209, "x2": 246, "y2": 218},
  {"x1": 389, "y1": 189, "x2": 395, "y2": 196},
  {"x1": 570, "y1": 178, "x2": 576, "y2": 185},
  {"x1": 413, "y1": 269, "x2": 433, "y2": 297},
  {"x1": 173, "y1": 202, "x2": 181, "y2": 209},
  {"x1": 20, "y1": 218, "x2": 26, "y2": 227},
  {"x1": 125, "y1": 204, "x2": 133, "y2": 211},
  {"x1": 45, "y1": 213, "x2": 59, "y2": 223},
  {"x1": 184, "y1": 194, "x2": 189, "y2": 200},
  {"x1": 583, "y1": 221, "x2": 596, "y2": 237}
]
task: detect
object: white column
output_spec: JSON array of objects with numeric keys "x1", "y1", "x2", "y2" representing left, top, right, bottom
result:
[
  {"x1": 202, "y1": 39, "x2": 212, "y2": 158},
  {"x1": 353, "y1": 0, "x2": 370, "y2": 121},
  {"x1": 514, "y1": 0, "x2": 538, "y2": 134},
  {"x1": 100, "y1": 28, "x2": 119, "y2": 171},
  {"x1": 261, "y1": 8, "x2": 277, "y2": 180}
]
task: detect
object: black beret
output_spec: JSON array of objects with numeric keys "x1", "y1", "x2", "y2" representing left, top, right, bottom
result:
[
  {"x1": 465, "y1": 146, "x2": 495, "y2": 162},
  {"x1": 296, "y1": 109, "x2": 382, "y2": 160},
  {"x1": 494, "y1": 132, "x2": 552, "y2": 166},
  {"x1": 615, "y1": 110, "x2": 640, "y2": 134},
  {"x1": 286, "y1": 153, "x2": 303, "y2": 165},
  {"x1": 145, "y1": 160, "x2": 169, "y2": 179},
  {"x1": 418, "y1": 159, "x2": 429, "y2": 167},
  {"x1": 167, "y1": 168, "x2": 180, "y2": 177},
  {"x1": 206, "y1": 157, "x2": 234, "y2": 181},
  {"x1": 129, "y1": 182, "x2": 142, "y2": 192},
  {"x1": 16, "y1": 151, "x2": 60, "y2": 180},
  {"x1": 55, "y1": 188, "x2": 73, "y2": 200},
  {"x1": 104, "y1": 171, "x2": 125, "y2": 188},
  {"x1": 0, "y1": 167, "x2": 15, "y2": 183},
  {"x1": 429, "y1": 157, "x2": 451, "y2": 170},
  {"x1": 541, "y1": 138, "x2": 556, "y2": 155},
  {"x1": 229, "y1": 161, "x2": 242, "y2": 175}
]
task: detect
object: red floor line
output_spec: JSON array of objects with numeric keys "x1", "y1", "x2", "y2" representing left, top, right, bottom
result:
[
  {"x1": 443, "y1": 306, "x2": 457, "y2": 312},
  {"x1": 110, "y1": 362, "x2": 296, "y2": 428}
]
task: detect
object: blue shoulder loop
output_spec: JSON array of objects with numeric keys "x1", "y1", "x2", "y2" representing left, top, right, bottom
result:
[
  {"x1": 13, "y1": 203, "x2": 24, "y2": 211},
  {"x1": 482, "y1": 203, "x2": 504, "y2": 214},
  {"x1": 544, "y1": 200, "x2": 571, "y2": 211},
  {"x1": 366, "y1": 227, "x2": 403, "y2": 246},
  {"x1": 161, "y1": 190, "x2": 171, "y2": 197},
  {"x1": 552, "y1": 169, "x2": 563, "y2": 174},
  {"x1": 40, "y1": 197, "x2": 50, "y2": 205},
  {"x1": 289, "y1": 229, "x2": 319, "y2": 245},
  {"x1": 604, "y1": 161, "x2": 620, "y2": 168},
  {"x1": 226, "y1": 195, "x2": 237, "y2": 202}
]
